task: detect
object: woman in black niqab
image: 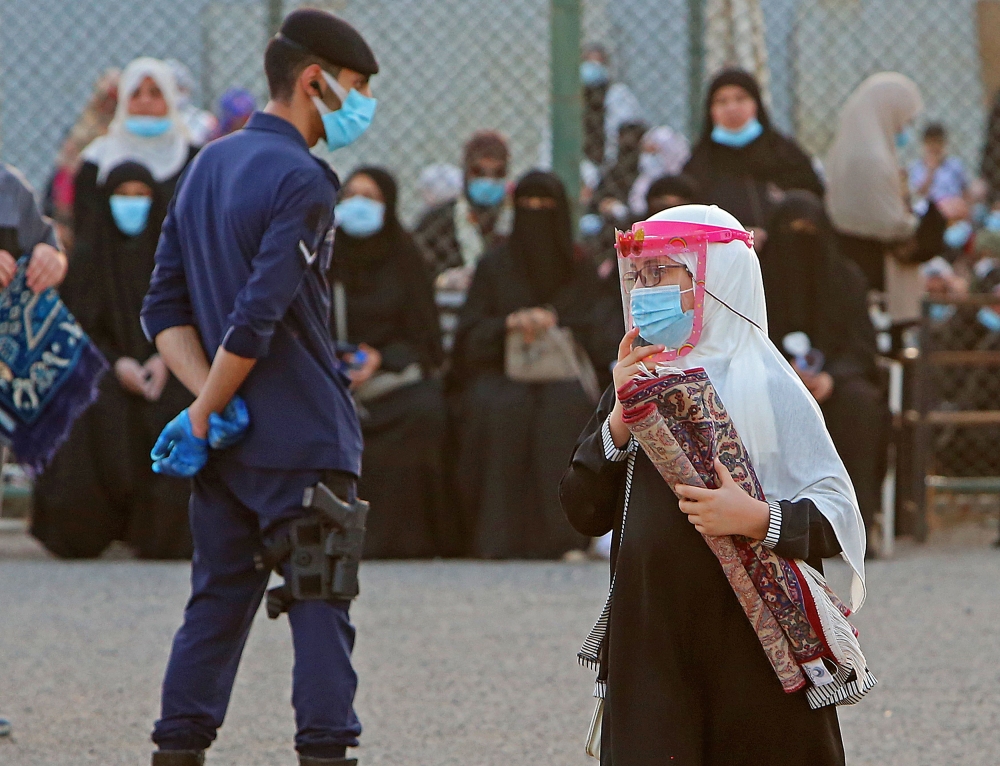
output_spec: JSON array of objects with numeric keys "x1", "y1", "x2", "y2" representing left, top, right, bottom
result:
[
  {"x1": 32, "y1": 160, "x2": 194, "y2": 560},
  {"x1": 761, "y1": 191, "x2": 887, "y2": 535},
  {"x1": 329, "y1": 166, "x2": 449, "y2": 559},
  {"x1": 453, "y1": 171, "x2": 596, "y2": 558}
]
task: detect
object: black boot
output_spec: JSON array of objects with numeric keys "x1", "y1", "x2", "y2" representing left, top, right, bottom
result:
[
  {"x1": 151, "y1": 751, "x2": 205, "y2": 766},
  {"x1": 299, "y1": 757, "x2": 357, "y2": 766}
]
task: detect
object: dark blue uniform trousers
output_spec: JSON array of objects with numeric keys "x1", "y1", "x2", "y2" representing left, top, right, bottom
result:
[{"x1": 152, "y1": 459, "x2": 362, "y2": 758}]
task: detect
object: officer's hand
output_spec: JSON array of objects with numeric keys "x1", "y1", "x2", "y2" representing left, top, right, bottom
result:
[
  {"x1": 347, "y1": 343, "x2": 382, "y2": 390},
  {"x1": 208, "y1": 395, "x2": 251, "y2": 450},
  {"x1": 151, "y1": 409, "x2": 209, "y2": 478}
]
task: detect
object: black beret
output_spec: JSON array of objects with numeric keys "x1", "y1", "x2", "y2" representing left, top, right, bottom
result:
[{"x1": 279, "y1": 9, "x2": 379, "y2": 76}]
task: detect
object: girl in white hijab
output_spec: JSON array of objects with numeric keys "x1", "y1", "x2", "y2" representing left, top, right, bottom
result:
[
  {"x1": 826, "y1": 72, "x2": 943, "y2": 320},
  {"x1": 561, "y1": 203, "x2": 866, "y2": 765}
]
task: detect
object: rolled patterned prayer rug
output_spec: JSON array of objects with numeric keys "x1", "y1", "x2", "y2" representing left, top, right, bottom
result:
[{"x1": 0, "y1": 259, "x2": 108, "y2": 472}]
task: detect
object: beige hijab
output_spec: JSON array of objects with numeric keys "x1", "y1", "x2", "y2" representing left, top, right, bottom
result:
[{"x1": 825, "y1": 73, "x2": 923, "y2": 242}]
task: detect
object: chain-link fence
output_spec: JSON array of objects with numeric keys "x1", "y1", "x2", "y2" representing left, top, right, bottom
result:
[{"x1": 2, "y1": 0, "x2": 997, "y2": 222}]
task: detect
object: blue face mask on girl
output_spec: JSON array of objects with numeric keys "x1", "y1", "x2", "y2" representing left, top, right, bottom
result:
[
  {"x1": 711, "y1": 118, "x2": 764, "y2": 149},
  {"x1": 311, "y1": 70, "x2": 377, "y2": 151},
  {"x1": 466, "y1": 177, "x2": 507, "y2": 208},
  {"x1": 630, "y1": 284, "x2": 695, "y2": 348},
  {"x1": 335, "y1": 196, "x2": 385, "y2": 238},
  {"x1": 109, "y1": 194, "x2": 152, "y2": 236},
  {"x1": 124, "y1": 116, "x2": 173, "y2": 138}
]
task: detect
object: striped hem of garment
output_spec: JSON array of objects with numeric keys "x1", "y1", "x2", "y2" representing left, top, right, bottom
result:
[
  {"x1": 763, "y1": 500, "x2": 782, "y2": 549},
  {"x1": 601, "y1": 416, "x2": 634, "y2": 462}
]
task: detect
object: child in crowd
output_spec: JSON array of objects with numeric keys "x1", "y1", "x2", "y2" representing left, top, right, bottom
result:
[{"x1": 908, "y1": 123, "x2": 969, "y2": 204}]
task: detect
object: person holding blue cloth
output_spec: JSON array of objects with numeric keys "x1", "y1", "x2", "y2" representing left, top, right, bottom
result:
[{"x1": 140, "y1": 9, "x2": 378, "y2": 765}]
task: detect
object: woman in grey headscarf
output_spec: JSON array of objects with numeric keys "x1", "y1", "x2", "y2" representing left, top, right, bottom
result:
[{"x1": 826, "y1": 72, "x2": 945, "y2": 321}]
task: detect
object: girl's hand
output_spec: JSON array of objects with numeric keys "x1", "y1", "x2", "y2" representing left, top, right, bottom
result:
[
  {"x1": 607, "y1": 328, "x2": 665, "y2": 448},
  {"x1": 675, "y1": 458, "x2": 770, "y2": 539}
]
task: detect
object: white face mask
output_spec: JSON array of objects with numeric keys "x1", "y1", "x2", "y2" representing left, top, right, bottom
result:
[{"x1": 639, "y1": 152, "x2": 662, "y2": 177}]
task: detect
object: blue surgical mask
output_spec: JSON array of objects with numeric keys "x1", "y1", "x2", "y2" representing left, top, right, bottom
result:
[
  {"x1": 895, "y1": 129, "x2": 912, "y2": 150},
  {"x1": 978, "y1": 307, "x2": 1000, "y2": 333},
  {"x1": 312, "y1": 71, "x2": 377, "y2": 151},
  {"x1": 580, "y1": 61, "x2": 609, "y2": 87},
  {"x1": 335, "y1": 196, "x2": 385, "y2": 238},
  {"x1": 630, "y1": 284, "x2": 695, "y2": 348},
  {"x1": 928, "y1": 303, "x2": 956, "y2": 324},
  {"x1": 711, "y1": 118, "x2": 764, "y2": 149},
  {"x1": 124, "y1": 116, "x2": 173, "y2": 138},
  {"x1": 466, "y1": 177, "x2": 507, "y2": 208},
  {"x1": 943, "y1": 220, "x2": 973, "y2": 250},
  {"x1": 579, "y1": 213, "x2": 603, "y2": 238},
  {"x1": 985, "y1": 211, "x2": 1000, "y2": 232},
  {"x1": 109, "y1": 194, "x2": 152, "y2": 236}
]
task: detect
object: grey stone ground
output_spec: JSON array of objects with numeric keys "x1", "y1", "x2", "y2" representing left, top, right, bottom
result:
[{"x1": 1, "y1": 523, "x2": 998, "y2": 766}]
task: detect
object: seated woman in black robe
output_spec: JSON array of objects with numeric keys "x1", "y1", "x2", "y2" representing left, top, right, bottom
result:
[
  {"x1": 329, "y1": 167, "x2": 448, "y2": 559},
  {"x1": 683, "y1": 69, "x2": 823, "y2": 238},
  {"x1": 32, "y1": 161, "x2": 193, "y2": 559},
  {"x1": 454, "y1": 171, "x2": 597, "y2": 558},
  {"x1": 761, "y1": 191, "x2": 888, "y2": 537},
  {"x1": 561, "y1": 203, "x2": 868, "y2": 765}
]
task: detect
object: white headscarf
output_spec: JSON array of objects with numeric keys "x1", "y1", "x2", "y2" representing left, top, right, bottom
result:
[
  {"x1": 649, "y1": 203, "x2": 868, "y2": 611},
  {"x1": 81, "y1": 57, "x2": 190, "y2": 183},
  {"x1": 628, "y1": 125, "x2": 691, "y2": 216},
  {"x1": 825, "y1": 72, "x2": 923, "y2": 242}
]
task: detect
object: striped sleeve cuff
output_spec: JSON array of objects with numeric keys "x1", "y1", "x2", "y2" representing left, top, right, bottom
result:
[
  {"x1": 763, "y1": 501, "x2": 782, "y2": 548},
  {"x1": 601, "y1": 416, "x2": 633, "y2": 462}
]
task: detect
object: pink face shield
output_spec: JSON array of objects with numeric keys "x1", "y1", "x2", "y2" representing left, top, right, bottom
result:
[{"x1": 616, "y1": 220, "x2": 754, "y2": 364}]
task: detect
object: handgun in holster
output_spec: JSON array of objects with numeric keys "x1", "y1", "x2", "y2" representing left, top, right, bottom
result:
[{"x1": 256, "y1": 482, "x2": 369, "y2": 619}]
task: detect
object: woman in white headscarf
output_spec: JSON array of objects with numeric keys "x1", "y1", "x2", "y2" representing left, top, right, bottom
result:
[
  {"x1": 71, "y1": 57, "x2": 196, "y2": 307},
  {"x1": 561, "y1": 204, "x2": 866, "y2": 764},
  {"x1": 627, "y1": 125, "x2": 690, "y2": 217},
  {"x1": 826, "y1": 72, "x2": 945, "y2": 320}
]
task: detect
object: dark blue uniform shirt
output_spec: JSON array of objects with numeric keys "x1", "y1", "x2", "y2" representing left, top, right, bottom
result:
[{"x1": 141, "y1": 112, "x2": 362, "y2": 475}]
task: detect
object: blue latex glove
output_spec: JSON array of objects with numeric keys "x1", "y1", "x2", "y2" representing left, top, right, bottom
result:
[
  {"x1": 208, "y1": 396, "x2": 251, "y2": 450},
  {"x1": 151, "y1": 409, "x2": 209, "y2": 478}
]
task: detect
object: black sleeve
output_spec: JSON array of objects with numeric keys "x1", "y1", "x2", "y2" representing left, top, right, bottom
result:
[
  {"x1": 773, "y1": 136, "x2": 825, "y2": 198},
  {"x1": 771, "y1": 498, "x2": 843, "y2": 562},
  {"x1": 824, "y1": 258, "x2": 879, "y2": 384},
  {"x1": 559, "y1": 385, "x2": 629, "y2": 537},
  {"x1": 453, "y1": 255, "x2": 507, "y2": 370}
]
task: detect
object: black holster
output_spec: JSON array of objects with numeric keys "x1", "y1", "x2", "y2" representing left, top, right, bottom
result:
[{"x1": 256, "y1": 482, "x2": 369, "y2": 619}]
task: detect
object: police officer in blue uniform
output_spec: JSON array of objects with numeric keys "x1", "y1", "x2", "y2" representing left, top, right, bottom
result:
[{"x1": 140, "y1": 10, "x2": 379, "y2": 766}]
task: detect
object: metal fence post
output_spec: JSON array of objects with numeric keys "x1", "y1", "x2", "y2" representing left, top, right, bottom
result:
[
  {"x1": 687, "y1": 0, "x2": 705, "y2": 139},
  {"x1": 550, "y1": 0, "x2": 582, "y2": 221}
]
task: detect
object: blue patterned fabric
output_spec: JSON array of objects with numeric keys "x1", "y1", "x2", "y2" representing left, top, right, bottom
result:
[{"x1": 0, "y1": 258, "x2": 108, "y2": 471}]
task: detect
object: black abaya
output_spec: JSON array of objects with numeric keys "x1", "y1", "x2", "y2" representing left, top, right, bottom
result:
[
  {"x1": 561, "y1": 387, "x2": 846, "y2": 766},
  {"x1": 331, "y1": 167, "x2": 449, "y2": 559},
  {"x1": 32, "y1": 161, "x2": 193, "y2": 559}
]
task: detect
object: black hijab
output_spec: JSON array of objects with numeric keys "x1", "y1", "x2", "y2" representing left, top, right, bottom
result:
[
  {"x1": 509, "y1": 171, "x2": 575, "y2": 304},
  {"x1": 760, "y1": 191, "x2": 850, "y2": 356},
  {"x1": 333, "y1": 166, "x2": 408, "y2": 290},
  {"x1": 101, "y1": 161, "x2": 168, "y2": 256}
]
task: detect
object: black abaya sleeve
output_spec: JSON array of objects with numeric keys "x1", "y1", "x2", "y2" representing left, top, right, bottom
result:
[
  {"x1": 454, "y1": 254, "x2": 506, "y2": 371},
  {"x1": 771, "y1": 134, "x2": 825, "y2": 198},
  {"x1": 560, "y1": 385, "x2": 628, "y2": 537},
  {"x1": 771, "y1": 498, "x2": 842, "y2": 563}
]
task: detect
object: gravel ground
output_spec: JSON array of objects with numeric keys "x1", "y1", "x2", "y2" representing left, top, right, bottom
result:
[{"x1": 1, "y1": 530, "x2": 998, "y2": 766}]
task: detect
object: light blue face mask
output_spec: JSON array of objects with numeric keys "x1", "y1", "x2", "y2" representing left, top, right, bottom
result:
[
  {"x1": 978, "y1": 306, "x2": 1000, "y2": 333},
  {"x1": 312, "y1": 70, "x2": 377, "y2": 151},
  {"x1": 124, "y1": 116, "x2": 173, "y2": 138},
  {"x1": 335, "y1": 196, "x2": 385, "y2": 238},
  {"x1": 928, "y1": 303, "x2": 957, "y2": 324},
  {"x1": 895, "y1": 129, "x2": 912, "y2": 150},
  {"x1": 985, "y1": 211, "x2": 1000, "y2": 233},
  {"x1": 943, "y1": 220, "x2": 973, "y2": 250},
  {"x1": 630, "y1": 284, "x2": 695, "y2": 348},
  {"x1": 579, "y1": 213, "x2": 603, "y2": 238},
  {"x1": 109, "y1": 194, "x2": 152, "y2": 236},
  {"x1": 711, "y1": 118, "x2": 764, "y2": 149},
  {"x1": 466, "y1": 177, "x2": 507, "y2": 208},
  {"x1": 580, "y1": 61, "x2": 609, "y2": 87}
]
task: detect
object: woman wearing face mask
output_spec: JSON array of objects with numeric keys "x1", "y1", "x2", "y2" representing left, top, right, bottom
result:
[
  {"x1": 32, "y1": 161, "x2": 194, "y2": 560},
  {"x1": 68, "y1": 57, "x2": 196, "y2": 313},
  {"x1": 684, "y1": 69, "x2": 823, "y2": 240},
  {"x1": 329, "y1": 167, "x2": 449, "y2": 559},
  {"x1": 453, "y1": 171, "x2": 598, "y2": 558},
  {"x1": 627, "y1": 125, "x2": 690, "y2": 218},
  {"x1": 761, "y1": 192, "x2": 887, "y2": 540},
  {"x1": 826, "y1": 73, "x2": 946, "y2": 323}
]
